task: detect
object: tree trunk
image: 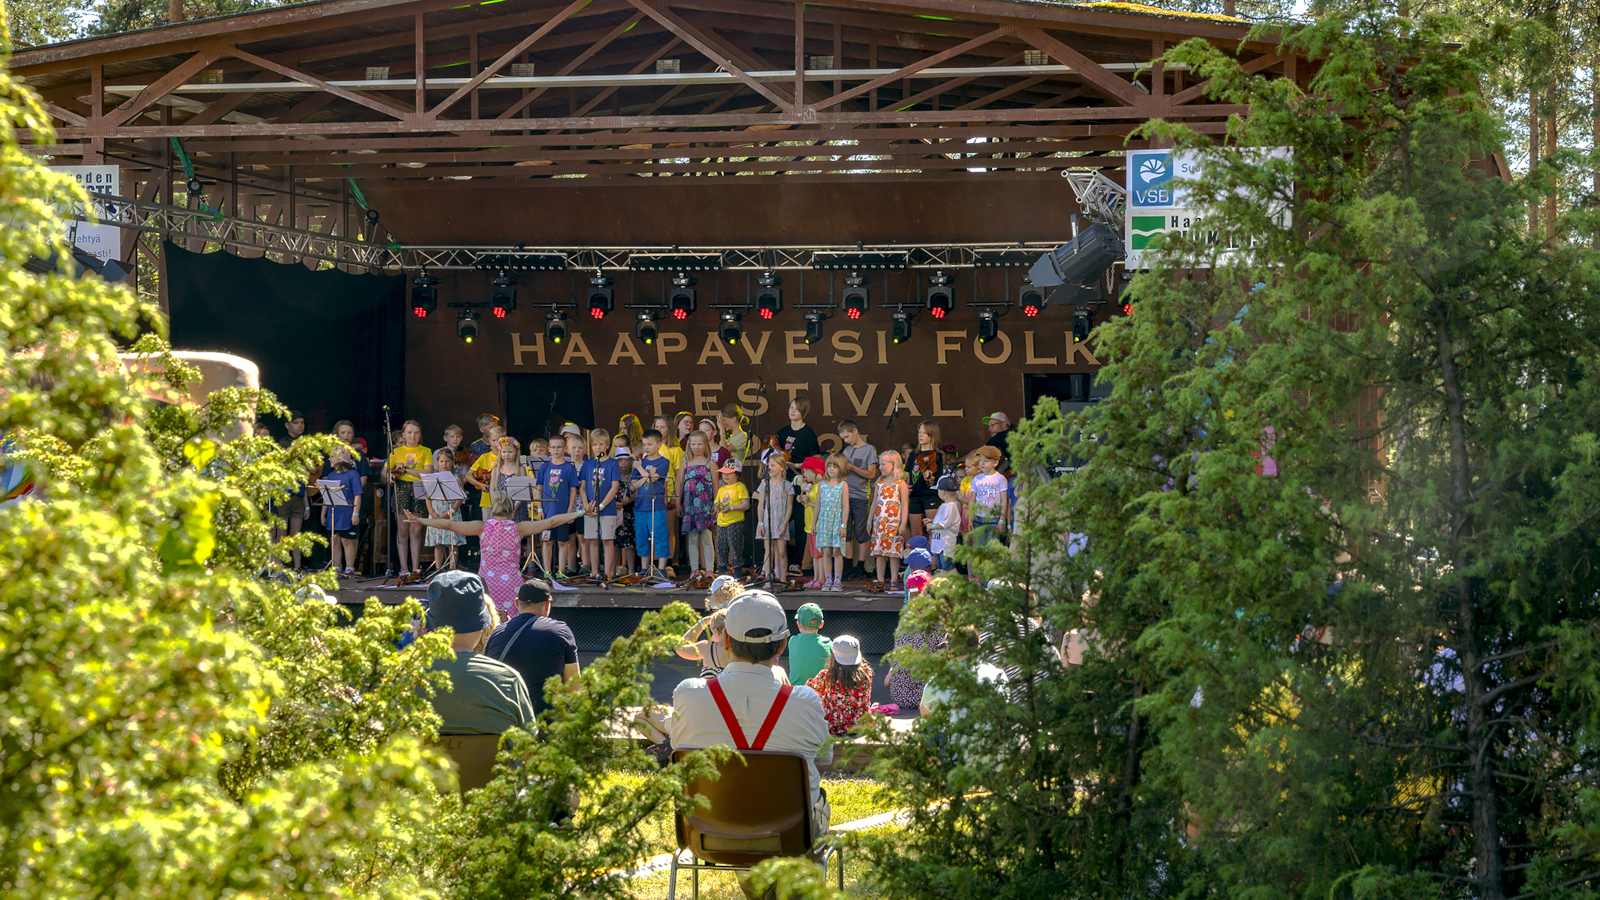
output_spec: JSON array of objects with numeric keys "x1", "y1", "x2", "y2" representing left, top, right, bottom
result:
[
  {"x1": 1592, "y1": 61, "x2": 1597, "y2": 249},
  {"x1": 1530, "y1": 90, "x2": 1540, "y2": 234},
  {"x1": 168, "y1": 0, "x2": 184, "y2": 24},
  {"x1": 1436, "y1": 315, "x2": 1504, "y2": 900},
  {"x1": 1546, "y1": 88, "x2": 1558, "y2": 238}
]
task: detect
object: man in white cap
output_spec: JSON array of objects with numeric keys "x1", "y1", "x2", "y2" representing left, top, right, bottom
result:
[
  {"x1": 982, "y1": 410, "x2": 1011, "y2": 463},
  {"x1": 670, "y1": 589, "x2": 832, "y2": 836}
]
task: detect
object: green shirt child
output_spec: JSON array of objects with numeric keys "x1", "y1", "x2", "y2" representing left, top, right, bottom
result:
[{"x1": 787, "y1": 602, "x2": 834, "y2": 686}]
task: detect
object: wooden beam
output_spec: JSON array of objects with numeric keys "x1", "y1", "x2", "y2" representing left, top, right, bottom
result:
[
  {"x1": 1015, "y1": 26, "x2": 1141, "y2": 106},
  {"x1": 496, "y1": 12, "x2": 646, "y2": 121},
  {"x1": 624, "y1": 0, "x2": 794, "y2": 111},
  {"x1": 1170, "y1": 51, "x2": 1281, "y2": 105},
  {"x1": 571, "y1": 37, "x2": 685, "y2": 116},
  {"x1": 103, "y1": 46, "x2": 224, "y2": 128},
  {"x1": 430, "y1": 0, "x2": 592, "y2": 117},
  {"x1": 226, "y1": 47, "x2": 413, "y2": 120},
  {"x1": 807, "y1": 25, "x2": 1013, "y2": 112},
  {"x1": 415, "y1": 13, "x2": 426, "y2": 113}
]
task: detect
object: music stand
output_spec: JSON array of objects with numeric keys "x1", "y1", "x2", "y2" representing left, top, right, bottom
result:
[
  {"x1": 420, "y1": 472, "x2": 466, "y2": 503},
  {"x1": 501, "y1": 475, "x2": 537, "y2": 503},
  {"x1": 316, "y1": 479, "x2": 350, "y2": 531}
]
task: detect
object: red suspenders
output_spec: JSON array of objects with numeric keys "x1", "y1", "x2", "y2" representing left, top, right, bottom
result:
[{"x1": 707, "y1": 678, "x2": 793, "y2": 751}]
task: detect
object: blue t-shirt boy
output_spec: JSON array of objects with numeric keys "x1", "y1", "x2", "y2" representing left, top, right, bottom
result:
[
  {"x1": 634, "y1": 455, "x2": 671, "y2": 512},
  {"x1": 536, "y1": 459, "x2": 579, "y2": 519},
  {"x1": 581, "y1": 456, "x2": 621, "y2": 516}
]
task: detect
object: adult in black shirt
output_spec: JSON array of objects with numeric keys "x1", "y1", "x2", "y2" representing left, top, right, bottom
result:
[
  {"x1": 482, "y1": 580, "x2": 580, "y2": 715},
  {"x1": 774, "y1": 395, "x2": 822, "y2": 467},
  {"x1": 983, "y1": 411, "x2": 1012, "y2": 465}
]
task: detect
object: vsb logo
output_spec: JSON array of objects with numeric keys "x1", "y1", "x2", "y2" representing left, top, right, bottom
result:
[{"x1": 1130, "y1": 152, "x2": 1175, "y2": 207}]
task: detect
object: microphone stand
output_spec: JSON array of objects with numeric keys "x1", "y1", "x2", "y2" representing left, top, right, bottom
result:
[{"x1": 381, "y1": 404, "x2": 397, "y2": 582}]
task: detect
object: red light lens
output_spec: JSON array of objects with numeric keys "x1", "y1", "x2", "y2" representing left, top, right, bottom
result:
[
  {"x1": 846, "y1": 308, "x2": 860, "y2": 320},
  {"x1": 413, "y1": 307, "x2": 428, "y2": 318},
  {"x1": 1123, "y1": 302, "x2": 1133, "y2": 315},
  {"x1": 759, "y1": 308, "x2": 774, "y2": 320},
  {"x1": 590, "y1": 308, "x2": 604, "y2": 319},
  {"x1": 673, "y1": 308, "x2": 688, "y2": 320},
  {"x1": 494, "y1": 307, "x2": 507, "y2": 318},
  {"x1": 930, "y1": 307, "x2": 946, "y2": 319},
  {"x1": 1022, "y1": 305, "x2": 1038, "y2": 317}
]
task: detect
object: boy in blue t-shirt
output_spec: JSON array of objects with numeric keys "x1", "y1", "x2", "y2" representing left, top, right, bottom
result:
[
  {"x1": 630, "y1": 429, "x2": 673, "y2": 581},
  {"x1": 536, "y1": 435, "x2": 580, "y2": 578},
  {"x1": 580, "y1": 449, "x2": 621, "y2": 584}
]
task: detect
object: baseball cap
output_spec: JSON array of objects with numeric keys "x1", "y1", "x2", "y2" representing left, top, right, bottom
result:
[
  {"x1": 939, "y1": 442, "x2": 957, "y2": 453},
  {"x1": 906, "y1": 570, "x2": 932, "y2": 593},
  {"x1": 906, "y1": 535, "x2": 929, "y2": 551},
  {"x1": 796, "y1": 602, "x2": 824, "y2": 628},
  {"x1": 983, "y1": 412, "x2": 1010, "y2": 426},
  {"x1": 936, "y1": 474, "x2": 959, "y2": 492},
  {"x1": 287, "y1": 409, "x2": 306, "y2": 422},
  {"x1": 800, "y1": 456, "x2": 825, "y2": 475},
  {"x1": 717, "y1": 458, "x2": 742, "y2": 474},
  {"x1": 707, "y1": 574, "x2": 742, "y2": 609},
  {"x1": 517, "y1": 579, "x2": 552, "y2": 606},
  {"x1": 976, "y1": 445, "x2": 1003, "y2": 461},
  {"x1": 613, "y1": 446, "x2": 632, "y2": 458},
  {"x1": 425, "y1": 570, "x2": 494, "y2": 633},
  {"x1": 905, "y1": 548, "x2": 934, "y2": 572},
  {"x1": 560, "y1": 423, "x2": 583, "y2": 437},
  {"x1": 831, "y1": 635, "x2": 862, "y2": 666},
  {"x1": 723, "y1": 590, "x2": 790, "y2": 643}
]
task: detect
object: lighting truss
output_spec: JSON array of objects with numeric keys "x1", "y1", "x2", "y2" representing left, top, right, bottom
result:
[
  {"x1": 69, "y1": 192, "x2": 1069, "y2": 274},
  {"x1": 1063, "y1": 171, "x2": 1129, "y2": 240}
]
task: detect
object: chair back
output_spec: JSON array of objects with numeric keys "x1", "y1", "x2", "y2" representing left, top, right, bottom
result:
[
  {"x1": 671, "y1": 749, "x2": 814, "y2": 866},
  {"x1": 431, "y1": 734, "x2": 502, "y2": 793}
]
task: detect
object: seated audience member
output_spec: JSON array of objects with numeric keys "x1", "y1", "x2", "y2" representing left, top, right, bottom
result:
[
  {"x1": 918, "y1": 631, "x2": 1007, "y2": 717},
  {"x1": 787, "y1": 603, "x2": 833, "y2": 686},
  {"x1": 670, "y1": 590, "x2": 832, "y2": 837},
  {"x1": 806, "y1": 635, "x2": 873, "y2": 736},
  {"x1": 424, "y1": 570, "x2": 537, "y2": 735},
  {"x1": 483, "y1": 580, "x2": 580, "y2": 716}
]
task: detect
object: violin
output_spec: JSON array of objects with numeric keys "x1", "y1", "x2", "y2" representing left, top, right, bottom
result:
[{"x1": 453, "y1": 446, "x2": 477, "y2": 466}]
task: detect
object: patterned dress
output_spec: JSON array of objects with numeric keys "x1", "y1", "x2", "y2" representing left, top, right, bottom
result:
[
  {"x1": 807, "y1": 671, "x2": 874, "y2": 736},
  {"x1": 757, "y1": 477, "x2": 793, "y2": 540},
  {"x1": 614, "y1": 477, "x2": 636, "y2": 545},
  {"x1": 425, "y1": 498, "x2": 466, "y2": 547},
  {"x1": 679, "y1": 462, "x2": 716, "y2": 533},
  {"x1": 869, "y1": 479, "x2": 906, "y2": 557},
  {"x1": 888, "y1": 629, "x2": 942, "y2": 710},
  {"x1": 814, "y1": 481, "x2": 848, "y2": 549},
  {"x1": 477, "y1": 518, "x2": 523, "y2": 620}
]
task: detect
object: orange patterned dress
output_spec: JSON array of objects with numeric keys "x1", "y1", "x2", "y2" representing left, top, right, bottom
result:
[{"x1": 869, "y1": 479, "x2": 905, "y2": 557}]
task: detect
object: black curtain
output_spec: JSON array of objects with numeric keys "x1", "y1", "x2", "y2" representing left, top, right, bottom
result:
[{"x1": 165, "y1": 242, "x2": 405, "y2": 451}]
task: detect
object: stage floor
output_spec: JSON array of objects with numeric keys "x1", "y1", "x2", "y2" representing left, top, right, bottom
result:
[{"x1": 327, "y1": 575, "x2": 909, "y2": 613}]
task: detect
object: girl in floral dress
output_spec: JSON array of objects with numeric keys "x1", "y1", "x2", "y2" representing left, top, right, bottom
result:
[
  {"x1": 424, "y1": 447, "x2": 466, "y2": 572},
  {"x1": 868, "y1": 449, "x2": 909, "y2": 592},
  {"x1": 677, "y1": 431, "x2": 717, "y2": 586},
  {"x1": 807, "y1": 635, "x2": 874, "y2": 736}
]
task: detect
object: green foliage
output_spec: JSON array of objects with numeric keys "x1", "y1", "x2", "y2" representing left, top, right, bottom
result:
[
  {"x1": 420, "y1": 602, "x2": 731, "y2": 899},
  {"x1": 2, "y1": 0, "x2": 95, "y2": 47}
]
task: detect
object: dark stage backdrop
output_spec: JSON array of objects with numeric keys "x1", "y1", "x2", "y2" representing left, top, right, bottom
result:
[{"x1": 165, "y1": 242, "x2": 405, "y2": 451}]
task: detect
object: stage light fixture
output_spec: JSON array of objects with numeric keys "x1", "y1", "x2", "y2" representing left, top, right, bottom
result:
[
  {"x1": 842, "y1": 273, "x2": 868, "y2": 320},
  {"x1": 804, "y1": 311, "x2": 825, "y2": 345},
  {"x1": 891, "y1": 311, "x2": 912, "y2": 345},
  {"x1": 457, "y1": 310, "x2": 480, "y2": 344},
  {"x1": 926, "y1": 271, "x2": 953, "y2": 319},
  {"x1": 636, "y1": 311, "x2": 659, "y2": 345},
  {"x1": 978, "y1": 309, "x2": 1000, "y2": 344},
  {"x1": 545, "y1": 310, "x2": 569, "y2": 345},
  {"x1": 364, "y1": 208, "x2": 380, "y2": 229},
  {"x1": 668, "y1": 273, "x2": 697, "y2": 320},
  {"x1": 490, "y1": 272, "x2": 516, "y2": 318},
  {"x1": 720, "y1": 312, "x2": 744, "y2": 345},
  {"x1": 1019, "y1": 286, "x2": 1044, "y2": 318},
  {"x1": 1073, "y1": 309, "x2": 1091, "y2": 344},
  {"x1": 755, "y1": 272, "x2": 782, "y2": 319},
  {"x1": 186, "y1": 177, "x2": 204, "y2": 198},
  {"x1": 411, "y1": 272, "x2": 438, "y2": 318},
  {"x1": 588, "y1": 272, "x2": 615, "y2": 319}
]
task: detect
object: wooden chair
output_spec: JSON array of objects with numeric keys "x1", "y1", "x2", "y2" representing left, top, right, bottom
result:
[
  {"x1": 431, "y1": 734, "x2": 502, "y2": 793},
  {"x1": 668, "y1": 749, "x2": 843, "y2": 900}
]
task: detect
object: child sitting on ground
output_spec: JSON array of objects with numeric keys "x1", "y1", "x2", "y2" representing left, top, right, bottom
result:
[
  {"x1": 787, "y1": 602, "x2": 833, "y2": 685},
  {"x1": 807, "y1": 635, "x2": 874, "y2": 736}
]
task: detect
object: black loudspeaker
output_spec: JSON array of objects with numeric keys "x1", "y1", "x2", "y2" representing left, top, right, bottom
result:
[{"x1": 1028, "y1": 223, "x2": 1123, "y2": 303}]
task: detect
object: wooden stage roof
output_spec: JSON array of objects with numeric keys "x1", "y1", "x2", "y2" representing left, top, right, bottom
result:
[{"x1": 12, "y1": 0, "x2": 1294, "y2": 191}]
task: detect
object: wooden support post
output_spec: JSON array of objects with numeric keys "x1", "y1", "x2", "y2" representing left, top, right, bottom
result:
[{"x1": 415, "y1": 13, "x2": 426, "y2": 113}]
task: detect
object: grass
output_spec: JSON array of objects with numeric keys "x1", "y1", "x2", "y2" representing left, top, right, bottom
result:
[{"x1": 595, "y1": 771, "x2": 899, "y2": 899}]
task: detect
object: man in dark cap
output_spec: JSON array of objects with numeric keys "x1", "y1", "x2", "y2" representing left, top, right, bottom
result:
[
  {"x1": 423, "y1": 570, "x2": 537, "y2": 735},
  {"x1": 483, "y1": 580, "x2": 580, "y2": 716}
]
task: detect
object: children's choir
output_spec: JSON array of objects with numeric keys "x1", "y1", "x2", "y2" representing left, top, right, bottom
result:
[{"x1": 293, "y1": 398, "x2": 1017, "y2": 589}]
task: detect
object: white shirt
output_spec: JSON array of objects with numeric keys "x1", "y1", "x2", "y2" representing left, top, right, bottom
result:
[
  {"x1": 671, "y1": 661, "x2": 830, "y2": 804},
  {"x1": 929, "y1": 501, "x2": 961, "y2": 554}
]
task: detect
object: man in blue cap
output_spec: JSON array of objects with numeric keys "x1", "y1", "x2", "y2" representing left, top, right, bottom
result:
[{"x1": 424, "y1": 570, "x2": 537, "y2": 735}]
